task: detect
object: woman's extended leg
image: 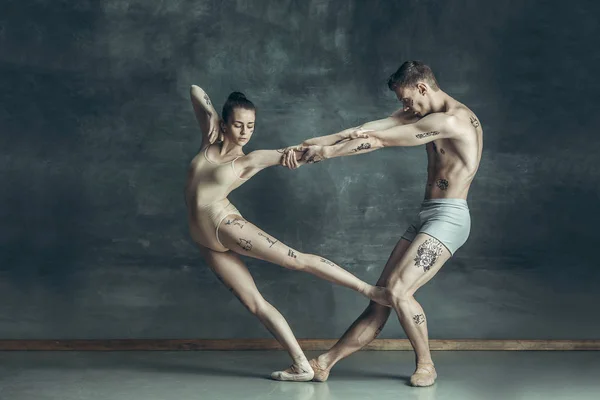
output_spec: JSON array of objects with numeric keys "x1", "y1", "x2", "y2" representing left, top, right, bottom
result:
[
  {"x1": 217, "y1": 215, "x2": 390, "y2": 306},
  {"x1": 199, "y1": 245, "x2": 314, "y2": 381}
]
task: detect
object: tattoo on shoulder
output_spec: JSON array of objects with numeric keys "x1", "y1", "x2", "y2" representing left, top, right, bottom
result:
[
  {"x1": 320, "y1": 258, "x2": 335, "y2": 267},
  {"x1": 436, "y1": 179, "x2": 449, "y2": 191},
  {"x1": 470, "y1": 116, "x2": 480, "y2": 128},
  {"x1": 203, "y1": 93, "x2": 211, "y2": 106},
  {"x1": 416, "y1": 131, "x2": 440, "y2": 139},
  {"x1": 414, "y1": 238, "x2": 444, "y2": 271},
  {"x1": 413, "y1": 314, "x2": 425, "y2": 325},
  {"x1": 352, "y1": 143, "x2": 372, "y2": 152},
  {"x1": 237, "y1": 238, "x2": 252, "y2": 251}
]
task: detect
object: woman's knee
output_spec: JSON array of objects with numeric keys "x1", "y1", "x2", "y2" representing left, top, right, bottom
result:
[
  {"x1": 282, "y1": 250, "x2": 309, "y2": 271},
  {"x1": 238, "y1": 292, "x2": 267, "y2": 315}
]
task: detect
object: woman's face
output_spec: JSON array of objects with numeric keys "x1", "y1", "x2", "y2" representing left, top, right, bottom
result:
[{"x1": 222, "y1": 108, "x2": 255, "y2": 146}]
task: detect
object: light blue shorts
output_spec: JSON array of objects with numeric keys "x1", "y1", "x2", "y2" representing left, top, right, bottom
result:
[{"x1": 401, "y1": 199, "x2": 471, "y2": 255}]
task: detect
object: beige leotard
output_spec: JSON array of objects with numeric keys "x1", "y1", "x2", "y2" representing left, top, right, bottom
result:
[{"x1": 186, "y1": 144, "x2": 249, "y2": 252}]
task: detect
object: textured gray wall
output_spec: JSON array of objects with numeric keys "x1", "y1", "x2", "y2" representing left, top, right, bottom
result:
[{"x1": 1, "y1": 0, "x2": 599, "y2": 340}]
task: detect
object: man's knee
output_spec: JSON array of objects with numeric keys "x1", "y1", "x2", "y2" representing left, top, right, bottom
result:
[{"x1": 386, "y1": 282, "x2": 413, "y2": 307}]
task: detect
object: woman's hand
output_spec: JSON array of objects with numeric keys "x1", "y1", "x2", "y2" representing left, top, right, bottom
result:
[{"x1": 207, "y1": 114, "x2": 221, "y2": 144}]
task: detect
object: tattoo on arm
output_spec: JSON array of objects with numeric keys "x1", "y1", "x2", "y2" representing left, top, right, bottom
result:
[
  {"x1": 470, "y1": 116, "x2": 480, "y2": 128},
  {"x1": 258, "y1": 232, "x2": 278, "y2": 248},
  {"x1": 276, "y1": 148, "x2": 285, "y2": 154},
  {"x1": 203, "y1": 93, "x2": 211, "y2": 106},
  {"x1": 306, "y1": 155, "x2": 321, "y2": 164},
  {"x1": 413, "y1": 314, "x2": 425, "y2": 325},
  {"x1": 237, "y1": 238, "x2": 253, "y2": 251},
  {"x1": 414, "y1": 238, "x2": 444, "y2": 272},
  {"x1": 415, "y1": 131, "x2": 440, "y2": 139},
  {"x1": 320, "y1": 258, "x2": 335, "y2": 267},
  {"x1": 288, "y1": 249, "x2": 297, "y2": 258},
  {"x1": 436, "y1": 179, "x2": 449, "y2": 191},
  {"x1": 225, "y1": 218, "x2": 246, "y2": 229},
  {"x1": 351, "y1": 142, "x2": 372, "y2": 152}
]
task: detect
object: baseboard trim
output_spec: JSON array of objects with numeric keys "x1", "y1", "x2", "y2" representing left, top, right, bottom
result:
[{"x1": 1, "y1": 339, "x2": 598, "y2": 351}]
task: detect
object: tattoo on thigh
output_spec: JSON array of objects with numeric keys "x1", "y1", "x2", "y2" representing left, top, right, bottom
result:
[
  {"x1": 237, "y1": 238, "x2": 253, "y2": 251},
  {"x1": 288, "y1": 249, "x2": 297, "y2": 258},
  {"x1": 470, "y1": 115, "x2": 480, "y2": 128},
  {"x1": 320, "y1": 258, "x2": 335, "y2": 267},
  {"x1": 414, "y1": 238, "x2": 444, "y2": 272},
  {"x1": 352, "y1": 143, "x2": 372, "y2": 152},
  {"x1": 416, "y1": 131, "x2": 440, "y2": 139},
  {"x1": 258, "y1": 232, "x2": 278, "y2": 248},
  {"x1": 436, "y1": 179, "x2": 449, "y2": 191},
  {"x1": 203, "y1": 93, "x2": 211, "y2": 106},
  {"x1": 413, "y1": 314, "x2": 425, "y2": 325},
  {"x1": 225, "y1": 218, "x2": 246, "y2": 229}
]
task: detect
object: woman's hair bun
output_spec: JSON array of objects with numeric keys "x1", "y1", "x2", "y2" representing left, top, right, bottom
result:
[{"x1": 227, "y1": 91, "x2": 247, "y2": 101}]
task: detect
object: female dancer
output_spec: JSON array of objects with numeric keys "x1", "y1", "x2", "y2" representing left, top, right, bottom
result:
[{"x1": 185, "y1": 86, "x2": 389, "y2": 381}]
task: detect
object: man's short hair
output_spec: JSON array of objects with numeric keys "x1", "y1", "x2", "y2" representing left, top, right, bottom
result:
[{"x1": 387, "y1": 61, "x2": 440, "y2": 91}]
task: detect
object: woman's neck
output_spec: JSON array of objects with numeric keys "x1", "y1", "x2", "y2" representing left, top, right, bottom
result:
[{"x1": 218, "y1": 139, "x2": 244, "y2": 157}]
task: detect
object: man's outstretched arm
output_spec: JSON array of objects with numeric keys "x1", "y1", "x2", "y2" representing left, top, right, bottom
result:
[
  {"x1": 305, "y1": 113, "x2": 465, "y2": 162},
  {"x1": 301, "y1": 113, "x2": 408, "y2": 147}
]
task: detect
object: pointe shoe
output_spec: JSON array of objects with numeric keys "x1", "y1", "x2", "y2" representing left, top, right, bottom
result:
[
  {"x1": 410, "y1": 363, "x2": 437, "y2": 387},
  {"x1": 271, "y1": 363, "x2": 314, "y2": 382},
  {"x1": 308, "y1": 358, "x2": 330, "y2": 382}
]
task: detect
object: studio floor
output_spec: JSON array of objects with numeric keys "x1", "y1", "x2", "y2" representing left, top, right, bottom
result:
[{"x1": 0, "y1": 350, "x2": 598, "y2": 400}]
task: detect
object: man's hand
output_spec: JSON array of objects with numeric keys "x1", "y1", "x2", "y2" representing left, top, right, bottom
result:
[
  {"x1": 302, "y1": 145, "x2": 326, "y2": 164},
  {"x1": 346, "y1": 128, "x2": 372, "y2": 140}
]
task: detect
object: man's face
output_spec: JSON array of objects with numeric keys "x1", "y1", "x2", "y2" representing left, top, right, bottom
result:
[{"x1": 394, "y1": 84, "x2": 430, "y2": 117}]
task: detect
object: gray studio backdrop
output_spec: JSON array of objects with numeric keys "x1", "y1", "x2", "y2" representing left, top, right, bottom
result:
[{"x1": 1, "y1": 0, "x2": 598, "y2": 340}]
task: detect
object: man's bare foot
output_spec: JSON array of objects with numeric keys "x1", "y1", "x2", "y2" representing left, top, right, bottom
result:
[
  {"x1": 308, "y1": 358, "x2": 330, "y2": 382},
  {"x1": 271, "y1": 361, "x2": 314, "y2": 382},
  {"x1": 410, "y1": 362, "x2": 437, "y2": 387},
  {"x1": 367, "y1": 285, "x2": 392, "y2": 307}
]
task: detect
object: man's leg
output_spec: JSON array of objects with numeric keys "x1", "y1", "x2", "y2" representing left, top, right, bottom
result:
[
  {"x1": 309, "y1": 238, "x2": 413, "y2": 381},
  {"x1": 385, "y1": 233, "x2": 452, "y2": 386}
]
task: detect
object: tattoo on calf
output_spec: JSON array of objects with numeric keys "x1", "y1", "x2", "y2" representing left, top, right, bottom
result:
[
  {"x1": 470, "y1": 115, "x2": 480, "y2": 128},
  {"x1": 237, "y1": 238, "x2": 253, "y2": 251},
  {"x1": 413, "y1": 314, "x2": 426, "y2": 325},
  {"x1": 288, "y1": 249, "x2": 297, "y2": 258},
  {"x1": 436, "y1": 179, "x2": 449, "y2": 191},
  {"x1": 352, "y1": 143, "x2": 372, "y2": 152},
  {"x1": 416, "y1": 131, "x2": 440, "y2": 139},
  {"x1": 320, "y1": 258, "x2": 335, "y2": 267},
  {"x1": 203, "y1": 93, "x2": 211, "y2": 106},
  {"x1": 258, "y1": 232, "x2": 278, "y2": 248},
  {"x1": 414, "y1": 238, "x2": 444, "y2": 271}
]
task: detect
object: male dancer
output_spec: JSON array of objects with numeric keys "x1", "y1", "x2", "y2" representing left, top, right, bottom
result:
[{"x1": 284, "y1": 61, "x2": 483, "y2": 386}]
